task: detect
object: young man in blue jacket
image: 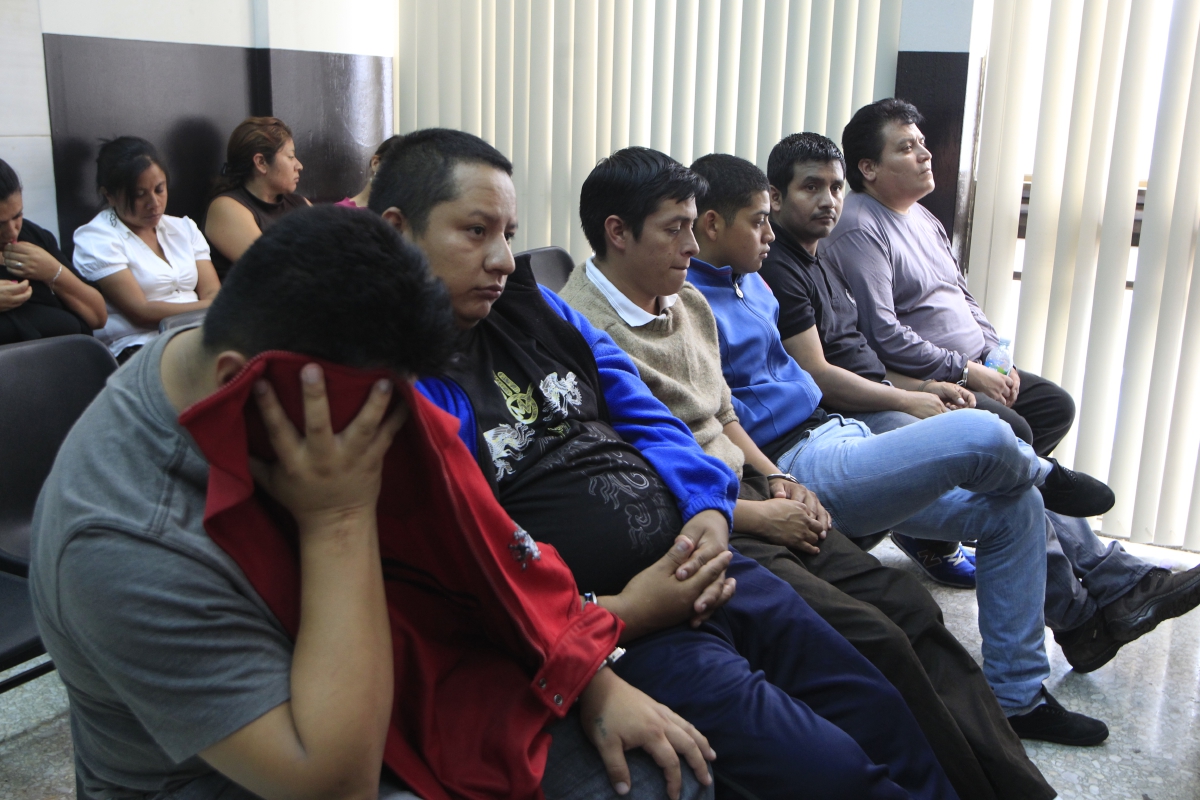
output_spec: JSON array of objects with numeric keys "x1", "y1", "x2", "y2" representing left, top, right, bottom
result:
[
  {"x1": 369, "y1": 128, "x2": 957, "y2": 800},
  {"x1": 684, "y1": 152, "x2": 1126, "y2": 749}
]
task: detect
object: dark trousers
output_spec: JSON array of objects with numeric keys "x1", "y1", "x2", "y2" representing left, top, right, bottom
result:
[
  {"x1": 730, "y1": 531, "x2": 1056, "y2": 800},
  {"x1": 614, "y1": 552, "x2": 957, "y2": 800},
  {"x1": 973, "y1": 369, "x2": 1075, "y2": 457}
]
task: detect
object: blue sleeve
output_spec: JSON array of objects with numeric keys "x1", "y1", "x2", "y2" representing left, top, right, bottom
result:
[
  {"x1": 415, "y1": 377, "x2": 478, "y2": 457},
  {"x1": 540, "y1": 286, "x2": 739, "y2": 525}
]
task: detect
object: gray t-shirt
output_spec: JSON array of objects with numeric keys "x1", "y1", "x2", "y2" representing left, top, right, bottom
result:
[
  {"x1": 822, "y1": 191, "x2": 999, "y2": 382},
  {"x1": 28, "y1": 331, "x2": 292, "y2": 799}
]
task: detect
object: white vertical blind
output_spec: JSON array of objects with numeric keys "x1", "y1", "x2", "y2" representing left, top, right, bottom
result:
[
  {"x1": 1013, "y1": 0, "x2": 1081, "y2": 374},
  {"x1": 967, "y1": 0, "x2": 1032, "y2": 332},
  {"x1": 974, "y1": 0, "x2": 1200, "y2": 549},
  {"x1": 650, "y1": 0, "x2": 676, "y2": 153},
  {"x1": 397, "y1": 0, "x2": 899, "y2": 261},
  {"x1": 825, "y1": 0, "x2": 857, "y2": 145},
  {"x1": 1102, "y1": 0, "x2": 1200, "y2": 538},
  {"x1": 735, "y1": 0, "x2": 766, "y2": 161},
  {"x1": 804, "y1": 0, "x2": 834, "y2": 135},
  {"x1": 671, "y1": 0, "x2": 700, "y2": 166}
]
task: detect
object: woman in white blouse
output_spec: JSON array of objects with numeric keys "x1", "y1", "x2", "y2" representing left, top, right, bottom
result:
[{"x1": 74, "y1": 137, "x2": 219, "y2": 362}]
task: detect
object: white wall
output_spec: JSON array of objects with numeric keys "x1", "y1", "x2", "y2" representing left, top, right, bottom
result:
[
  {"x1": 1, "y1": 0, "x2": 58, "y2": 235},
  {"x1": 37, "y1": 0, "x2": 397, "y2": 56},
  {"x1": 898, "y1": 0, "x2": 983, "y2": 52}
]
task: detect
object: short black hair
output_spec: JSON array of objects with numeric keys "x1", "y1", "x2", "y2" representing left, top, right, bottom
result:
[
  {"x1": 580, "y1": 147, "x2": 707, "y2": 257},
  {"x1": 841, "y1": 98, "x2": 924, "y2": 192},
  {"x1": 0, "y1": 159, "x2": 21, "y2": 201},
  {"x1": 367, "y1": 128, "x2": 513, "y2": 234},
  {"x1": 95, "y1": 136, "x2": 170, "y2": 213},
  {"x1": 767, "y1": 133, "x2": 846, "y2": 197},
  {"x1": 203, "y1": 205, "x2": 456, "y2": 375},
  {"x1": 689, "y1": 154, "x2": 770, "y2": 223}
]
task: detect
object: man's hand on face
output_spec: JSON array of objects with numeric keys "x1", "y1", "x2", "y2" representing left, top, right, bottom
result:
[
  {"x1": 601, "y1": 536, "x2": 736, "y2": 641},
  {"x1": 674, "y1": 508, "x2": 730, "y2": 580},
  {"x1": 579, "y1": 667, "x2": 715, "y2": 800},
  {"x1": 0, "y1": 279, "x2": 32, "y2": 312},
  {"x1": 248, "y1": 364, "x2": 407, "y2": 532}
]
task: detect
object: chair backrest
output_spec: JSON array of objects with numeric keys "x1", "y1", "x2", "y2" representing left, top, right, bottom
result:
[
  {"x1": 0, "y1": 336, "x2": 117, "y2": 575},
  {"x1": 159, "y1": 308, "x2": 208, "y2": 333},
  {"x1": 517, "y1": 246, "x2": 576, "y2": 293}
]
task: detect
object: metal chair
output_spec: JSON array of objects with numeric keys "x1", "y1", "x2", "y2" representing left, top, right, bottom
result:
[
  {"x1": 517, "y1": 246, "x2": 576, "y2": 293},
  {"x1": 0, "y1": 571, "x2": 52, "y2": 694},
  {"x1": 0, "y1": 335, "x2": 117, "y2": 576}
]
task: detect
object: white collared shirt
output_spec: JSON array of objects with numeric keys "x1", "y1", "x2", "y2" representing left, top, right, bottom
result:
[
  {"x1": 73, "y1": 209, "x2": 211, "y2": 355},
  {"x1": 583, "y1": 257, "x2": 677, "y2": 328}
]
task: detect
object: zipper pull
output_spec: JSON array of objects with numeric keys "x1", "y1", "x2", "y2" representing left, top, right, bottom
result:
[{"x1": 734, "y1": 282, "x2": 744, "y2": 299}]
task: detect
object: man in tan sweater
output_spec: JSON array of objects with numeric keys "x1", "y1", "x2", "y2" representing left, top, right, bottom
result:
[{"x1": 563, "y1": 146, "x2": 1059, "y2": 800}]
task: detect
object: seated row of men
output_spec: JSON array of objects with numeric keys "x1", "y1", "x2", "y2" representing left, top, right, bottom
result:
[{"x1": 30, "y1": 100, "x2": 1200, "y2": 800}]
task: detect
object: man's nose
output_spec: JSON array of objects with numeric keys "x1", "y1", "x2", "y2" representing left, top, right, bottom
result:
[{"x1": 488, "y1": 240, "x2": 516, "y2": 275}]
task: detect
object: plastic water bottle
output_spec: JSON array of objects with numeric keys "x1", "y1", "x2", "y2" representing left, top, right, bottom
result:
[{"x1": 984, "y1": 338, "x2": 1013, "y2": 375}]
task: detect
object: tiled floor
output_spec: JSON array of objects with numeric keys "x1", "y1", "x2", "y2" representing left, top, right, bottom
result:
[{"x1": 2, "y1": 536, "x2": 1199, "y2": 799}]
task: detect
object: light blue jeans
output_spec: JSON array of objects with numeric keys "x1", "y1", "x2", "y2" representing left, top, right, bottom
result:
[
  {"x1": 855, "y1": 409, "x2": 1154, "y2": 634},
  {"x1": 776, "y1": 409, "x2": 1050, "y2": 711}
]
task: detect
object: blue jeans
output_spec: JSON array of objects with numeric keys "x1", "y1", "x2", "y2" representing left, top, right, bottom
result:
[
  {"x1": 1044, "y1": 511, "x2": 1153, "y2": 632},
  {"x1": 776, "y1": 410, "x2": 1049, "y2": 711},
  {"x1": 614, "y1": 553, "x2": 958, "y2": 800},
  {"x1": 854, "y1": 409, "x2": 1154, "y2": 635}
]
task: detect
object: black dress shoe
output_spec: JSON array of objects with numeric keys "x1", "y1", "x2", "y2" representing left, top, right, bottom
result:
[
  {"x1": 1105, "y1": 564, "x2": 1200, "y2": 642},
  {"x1": 1038, "y1": 458, "x2": 1115, "y2": 517},
  {"x1": 1007, "y1": 690, "x2": 1109, "y2": 746},
  {"x1": 1054, "y1": 612, "x2": 1124, "y2": 673}
]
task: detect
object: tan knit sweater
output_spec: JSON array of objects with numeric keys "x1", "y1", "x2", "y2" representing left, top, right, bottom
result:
[{"x1": 560, "y1": 266, "x2": 746, "y2": 476}]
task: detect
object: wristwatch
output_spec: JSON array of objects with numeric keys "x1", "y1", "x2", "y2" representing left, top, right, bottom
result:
[
  {"x1": 956, "y1": 364, "x2": 969, "y2": 387},
  {"x1": 765, "y1": 473, "x2": 800, "y2": 484},
  {"x1": 597, "y1": 646, "x2": 627, "y2": 673}
]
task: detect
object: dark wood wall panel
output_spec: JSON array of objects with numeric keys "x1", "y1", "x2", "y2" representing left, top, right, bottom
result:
[
  {"x1": 42, "y1": 34, "x2": 391, "y2": 257},
  {"x1": 894, "y1": 51, "x2": 971, "y2": 237}
]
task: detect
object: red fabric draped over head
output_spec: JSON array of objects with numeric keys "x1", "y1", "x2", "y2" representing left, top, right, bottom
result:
[{"x1": 179, "y1": 351, "x2": 622, "y2": 800}]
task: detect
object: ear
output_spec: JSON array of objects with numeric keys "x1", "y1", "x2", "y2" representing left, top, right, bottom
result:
[
  {"x1": 603, "y1": 214, "x2": 629, "y2": 256},
  {"x1": 769, "y1": 185, "x2": 784, "y2": 214},
  {"x1": 381, "y1": 207, "x2": 413, "y2": 239},
  {"x1": 214, "y1": 351, "x2": 249, "y2": 386},
  {"x1": 698, "y1": 209, "x2": 723, "y2": 243},
  {"x1": 369, "y1": 154, "x2": 382, "y2": 175},
  {"x1": 252, "y1": 152, "x2": 269, "y2": 175},
  {"x1": 857, "y1": 158, "x2": 877, "y2": 185}
]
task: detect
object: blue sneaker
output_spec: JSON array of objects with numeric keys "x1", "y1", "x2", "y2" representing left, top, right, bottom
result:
[{"x1": 891, "y1": 533, "x2": 976, "y2": 589}]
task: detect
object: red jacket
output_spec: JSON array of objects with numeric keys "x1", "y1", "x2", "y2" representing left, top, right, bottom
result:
[{"x1": 179, "y1": 352, "x2": 623, "y2": 800}]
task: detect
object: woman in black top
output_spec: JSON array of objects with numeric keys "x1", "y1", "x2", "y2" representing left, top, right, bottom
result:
[
  {"x1": 204, "y1": 117, "x2": 310, "y2": 277},
  {"x1": 0, "y1": 159, "x2": 106, "y2": 344}
]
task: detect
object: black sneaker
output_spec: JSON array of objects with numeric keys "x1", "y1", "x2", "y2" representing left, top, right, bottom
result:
[
  {"x1": 1054, "y1": 612, "x2": 1124, "y2": 673},
  {"x1": 1038, "y1": 458, "x2": 1115, "y2": 517},
  {"x1": 1007, "y1": 689, "x2": 1108, "y2": 746},
  {"x1": 1104, "y1": 564, "x2": 1200, "y2": 642}
]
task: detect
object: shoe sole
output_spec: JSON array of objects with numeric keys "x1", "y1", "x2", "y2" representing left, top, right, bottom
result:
[
  {"x1": 1108, "y1": 570, "x2": 1200, "y2": 642},
  {"x1": 1063, "y1": 638, "x2": 1124, "y2": 674},
  {"x1": 1011, "y1": 726, "x2": 1109, "y2": 747}
]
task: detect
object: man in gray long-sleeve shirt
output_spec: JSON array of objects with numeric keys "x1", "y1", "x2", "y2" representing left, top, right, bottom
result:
[{"x1": 823, "y1": 98, "x2": 1075, "y2": 458}]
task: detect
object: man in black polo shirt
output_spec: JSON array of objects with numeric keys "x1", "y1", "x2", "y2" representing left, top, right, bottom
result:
[{"x1": 759, "y1": 131, "x2": 1200, "y2": 680}]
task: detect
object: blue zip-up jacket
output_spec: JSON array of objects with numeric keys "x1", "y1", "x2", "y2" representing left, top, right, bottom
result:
[
  {"x1": 417, "y1": 284, "x2": 738, "y2": 526},
  {"x1": 687, "y1": 258, "x2": 824, "y2": 449}
]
